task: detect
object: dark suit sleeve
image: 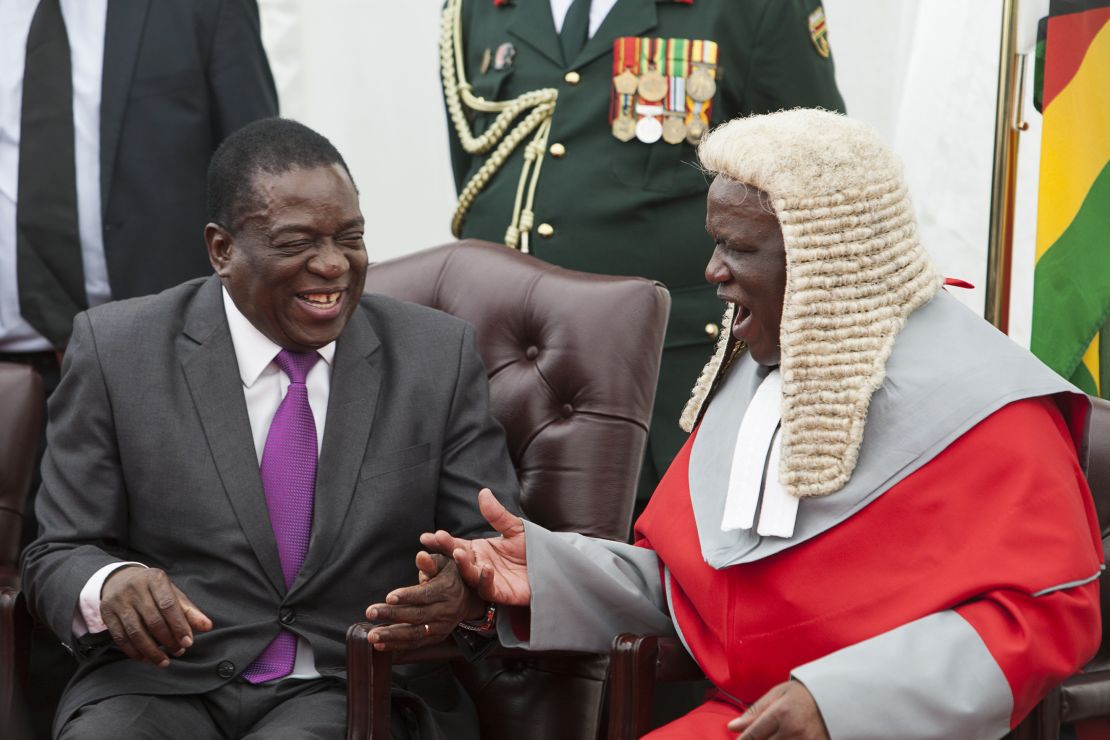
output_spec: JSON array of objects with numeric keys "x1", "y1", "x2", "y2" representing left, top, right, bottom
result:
[
  {"x1": 207, "y1": 0, "x2": 279, "y2": 139},
  {"x1": 20, "y1": 314, "x2": 133, "y2": 645},
  {"x1": 741, "y1": 0, "x2": 845, "y2": 115},
  {"x1": 434, "y1": 325, "x2": 522, "y2": 538}
]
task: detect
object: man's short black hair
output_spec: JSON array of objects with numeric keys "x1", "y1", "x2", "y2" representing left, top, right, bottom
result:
[{"x1": 207, "y1": 117, "x2": 356, "y2": 230}]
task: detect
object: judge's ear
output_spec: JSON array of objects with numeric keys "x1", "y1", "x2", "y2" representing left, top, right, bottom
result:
[{"x1": 205, "y1": 223, "x2": 234, "y2": 277}]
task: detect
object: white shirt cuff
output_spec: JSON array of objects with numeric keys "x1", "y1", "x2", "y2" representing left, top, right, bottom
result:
[{"x1": 71, "y1": 562, "x2": 146, "y2": 637}]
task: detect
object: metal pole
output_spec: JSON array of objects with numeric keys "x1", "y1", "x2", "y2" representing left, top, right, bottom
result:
[{"x1": 985, "y1": 0, "x2": 1027, "y2": 332}]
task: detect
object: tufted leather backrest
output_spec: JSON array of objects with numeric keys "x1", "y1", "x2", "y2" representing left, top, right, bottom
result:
[
  {"x1": 364, "y1": 239, "x2": 671, "y2": 542},
  {"x1": 0, "y1": 362, "x2": 44, "y2": 572},
  {"x1": 363, "y1": 240, "x2": 670, "y2": 740}
]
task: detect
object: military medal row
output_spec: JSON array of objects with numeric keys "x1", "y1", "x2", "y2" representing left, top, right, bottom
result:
[{"x1": 609, "y1": 36, "x2": 719, "y2": 145}]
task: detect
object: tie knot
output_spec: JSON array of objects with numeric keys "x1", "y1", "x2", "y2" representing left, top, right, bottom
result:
[{"x1": 274, "y1": 349, "x2": 320, "y2": 385}]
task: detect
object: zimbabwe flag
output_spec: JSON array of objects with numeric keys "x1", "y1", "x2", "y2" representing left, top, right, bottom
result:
[{"x1": 1032, "y1": 0, "x2": 1110, "y2": 396}]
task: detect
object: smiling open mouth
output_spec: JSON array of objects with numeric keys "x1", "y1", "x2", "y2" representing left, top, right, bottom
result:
[{"x1": 297, "y1": 290, "x2": 343, "y2": 310}]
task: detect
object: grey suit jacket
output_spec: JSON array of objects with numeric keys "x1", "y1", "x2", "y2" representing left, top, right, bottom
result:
[{"x1": 21, "y1": 275, "x2": 521, "y2": 735}]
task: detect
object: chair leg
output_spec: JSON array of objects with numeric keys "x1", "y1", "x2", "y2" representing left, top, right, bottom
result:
[
  {"x1": 607, "y1": 635, "x2": 659, "y2": 740},
  {"x1": 1012, "y1": 689, "x2": 1063, "y2": 740},
  {"x1": 345, "y1": 624, "x2": 392, "y2": 740}
]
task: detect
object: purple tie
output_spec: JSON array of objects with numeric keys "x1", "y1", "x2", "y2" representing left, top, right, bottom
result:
[{"x1": 242, "y1": 349, "x2": 321, "y2": 684}]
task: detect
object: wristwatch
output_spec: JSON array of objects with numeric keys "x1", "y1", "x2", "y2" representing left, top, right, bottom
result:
[{"x1": 456, "y1": 603, "x2": 497, "y2": 634}]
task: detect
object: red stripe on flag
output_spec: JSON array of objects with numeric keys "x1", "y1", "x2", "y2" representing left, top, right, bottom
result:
[{"x1": 1043, "y1": 7, "x2": 1110, "y2": 109}]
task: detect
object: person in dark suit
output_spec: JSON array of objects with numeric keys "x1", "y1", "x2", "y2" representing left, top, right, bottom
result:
[
  {"x1": 440, "y1": 0, "x2": 844, "y2": 511},
  {"x1": 21, "y1": 118, "x2": 520, "y2": 739},
  {"x1": 2, "y1": 0, "x2": 278, "y2": 370}
]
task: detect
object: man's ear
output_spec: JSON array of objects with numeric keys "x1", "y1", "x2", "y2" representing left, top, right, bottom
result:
[{"x1": 205, "y1": 223, "x2": 233, "y2": 276}]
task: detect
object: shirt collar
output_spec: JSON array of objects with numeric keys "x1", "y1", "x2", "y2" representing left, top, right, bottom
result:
[{"x1": 221, "y1": 286, "x2": 336, "y2": 388}]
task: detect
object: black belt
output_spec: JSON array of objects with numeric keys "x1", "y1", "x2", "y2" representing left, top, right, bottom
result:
[{"x1": 0, "y1": 350, "x2": 61, "y2": 375}]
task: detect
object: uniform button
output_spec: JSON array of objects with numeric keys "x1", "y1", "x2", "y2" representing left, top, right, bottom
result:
[
  {"x1": 217, "y1": 660, "x2": 235, "y2": 679},
  {"x1": 549, "y1": 142, "x2": 566, "y2": 158},
  {"x1": 537, "y1": 223, "x2": 555, "y2": 238},
  {"x1": 280, "y1": 607, "x2": 296, "y2": 625},
  {"x1": 564, "y1": 70, "x2": 581, "y2": 85},
  {"x1": 704, "y1": 323, "x2": 720, "y2": 340}
]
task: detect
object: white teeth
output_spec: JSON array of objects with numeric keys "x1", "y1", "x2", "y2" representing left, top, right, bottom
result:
[{"x1": 301, "y1": 292, "x2": 340, "y2": 306}]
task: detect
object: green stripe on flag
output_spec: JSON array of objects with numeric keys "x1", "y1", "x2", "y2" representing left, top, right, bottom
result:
[{"x1": 1032, "y1": 158, "x2": 1110, "y2": 379}]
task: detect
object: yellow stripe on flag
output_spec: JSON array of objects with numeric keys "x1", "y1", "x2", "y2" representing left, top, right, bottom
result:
[
  {"x1": 1082, "y1": 331, "x2": 1101, "y2": 396},
  {"x1": 1036, "y1": 18, "x2": 1110, "y2": 261}
]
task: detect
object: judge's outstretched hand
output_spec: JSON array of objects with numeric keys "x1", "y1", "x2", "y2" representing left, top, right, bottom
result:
[{"x1": 420, "y1": 488, "x2": 531, "y2": 606}]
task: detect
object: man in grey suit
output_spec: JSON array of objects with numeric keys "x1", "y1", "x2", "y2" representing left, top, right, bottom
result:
[{"x1": 21, "y1": 118, "x2": 520, "y2": 739}]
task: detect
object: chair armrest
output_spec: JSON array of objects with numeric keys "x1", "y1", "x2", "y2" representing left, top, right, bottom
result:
[
  {"x1": 345, "y1": 621, "x2": 602, "y2": 740},
  {"x1": 0, "y1": 581, "x2": 32, "y2": 733},
  {"x1": 1059, "y1": 668, "x2": 1110, "y2": 723},
  {"x1": 606, "y1": 634, "x2": 704, "y2": 740}
]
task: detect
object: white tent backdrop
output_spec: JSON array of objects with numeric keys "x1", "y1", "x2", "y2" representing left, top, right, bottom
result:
[{"x1": 257, "y1": 0, "x2": 1043, "y2": 346}]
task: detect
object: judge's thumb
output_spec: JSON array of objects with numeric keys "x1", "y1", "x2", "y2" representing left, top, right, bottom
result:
[{"x1": 477, "y1": 488, "x2": 523, "y2": 538}]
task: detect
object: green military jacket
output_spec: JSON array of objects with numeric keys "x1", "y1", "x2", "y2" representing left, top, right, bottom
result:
[{"x1": 446, "y1": 0, "x2": 845, "y2": 495}]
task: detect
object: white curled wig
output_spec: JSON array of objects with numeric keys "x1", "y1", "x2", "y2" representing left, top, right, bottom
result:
[{"x1": 682, "y1": 109, "x2": 943, "y2": 498}]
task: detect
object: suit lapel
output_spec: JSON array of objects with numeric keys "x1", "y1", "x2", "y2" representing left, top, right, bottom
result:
[
  {"x1": 506, "y1": 0, "x2": 564, "y2": 68},
  {"x1": 572, "y1": 0, "x2": 659, "y2": 70},
  {"x1": 181, "y1": 276, "x2": 286, "y2": 595},
  {"x1": 100, "y1": 0, "x2": 150, "y2": 212},
  {"x1": 293, "y1": 305, "x2": 382, "y2": 590}
]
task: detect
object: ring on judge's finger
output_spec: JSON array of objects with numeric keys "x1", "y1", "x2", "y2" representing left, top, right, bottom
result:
[{"x1": 423, "y1": 624, "x2": 431, "y2": 636}]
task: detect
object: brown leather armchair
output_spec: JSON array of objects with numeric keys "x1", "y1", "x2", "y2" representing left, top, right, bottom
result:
[
  {"x1": 346, "y1": 240, "x2": 671, "y2": 740},
  {"x1": 0, "y1": 362, "x2": 46, "y2": 730},
  {"x1": 604, "y1": 396, "x2": 1110, "y2": 740}
]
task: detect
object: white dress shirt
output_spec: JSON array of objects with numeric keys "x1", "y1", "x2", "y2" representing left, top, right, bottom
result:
[
  {"x1": 549, "y1": 0, "x2": 619, "y2": 37},
  {"x1": 75, "y1": 287, "x2": 335, "y2": 680},
  {"x1": 0, "y1": 0, "x2": 111, "y2": 352}
]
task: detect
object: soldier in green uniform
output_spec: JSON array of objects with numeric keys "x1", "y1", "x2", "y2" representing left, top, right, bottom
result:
[{"x1": 441, "y1": 0, "x2": 845, "y2": 509}]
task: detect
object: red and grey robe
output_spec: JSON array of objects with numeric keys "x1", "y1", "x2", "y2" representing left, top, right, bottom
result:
[{"x1": 500, "y1": 292, "x2": 1102, "y2": 739}]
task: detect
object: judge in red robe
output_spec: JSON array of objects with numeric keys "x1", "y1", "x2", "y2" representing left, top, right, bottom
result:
[{"x1": 405, "y1": 109, "x2": 1103, "y2": 739}]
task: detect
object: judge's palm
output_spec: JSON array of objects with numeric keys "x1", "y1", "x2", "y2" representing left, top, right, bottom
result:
[{"x1": 420, "y1": 488, "x2": 531, "y2": 606}]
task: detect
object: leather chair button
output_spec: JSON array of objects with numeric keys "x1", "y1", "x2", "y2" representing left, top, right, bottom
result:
[
  {"x1": 561, "y1": 404, "x2": 574, "y2": 418},
  {"x1": 217, "y1": 660, "x2": 235, "y2": 679},
  {"x1": 280, "y1": 607, "x2": 296, "y2": 625},
  {"x1": 525, "y1": 346, "x2": 539, "y2": 360}
]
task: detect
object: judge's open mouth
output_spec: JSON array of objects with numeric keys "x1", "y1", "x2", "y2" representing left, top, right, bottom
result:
[{"x1": 732, "y1": 303, "x2": 754, "y2": 340}]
